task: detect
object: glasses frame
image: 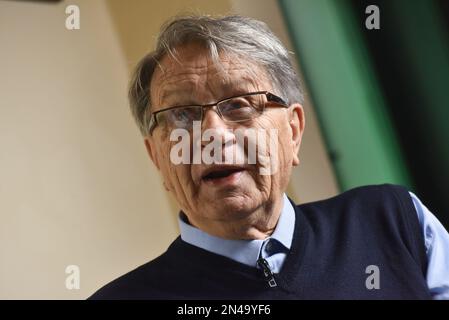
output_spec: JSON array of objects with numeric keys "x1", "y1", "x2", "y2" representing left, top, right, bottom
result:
[{"x1": 146, "y1": 91, "x2": 288, "y2": 136}]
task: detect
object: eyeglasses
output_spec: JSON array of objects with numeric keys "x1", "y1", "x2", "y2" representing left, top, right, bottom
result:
[{"x1": 146, "y1": 91, "x2": 288, "y2": 135}]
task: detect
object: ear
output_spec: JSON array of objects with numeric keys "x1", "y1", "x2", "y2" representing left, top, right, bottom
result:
[
  {"x1": 289, "y1": 103, "x2": 305, "y2": 166},
  {"x1": 144, "y1": 137, "x2": 160, "y2": 171}
]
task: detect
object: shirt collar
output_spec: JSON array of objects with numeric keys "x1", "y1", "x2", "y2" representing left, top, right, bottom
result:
[{"x1": 178, "y1": 194, "x2": 296, "y2": 267}]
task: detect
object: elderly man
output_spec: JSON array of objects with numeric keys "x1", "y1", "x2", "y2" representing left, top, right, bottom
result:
[{"x1": 90, "y1": 15, "x2": 449, "y2": 299}]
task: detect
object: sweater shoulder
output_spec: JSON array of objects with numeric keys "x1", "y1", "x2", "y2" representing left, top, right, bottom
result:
[
  {"x1": 295, "y1": 183, "x2": 427, "y2": 274},
  {"x1": 88, "y1": 250, "x2": 174, "y2": 300},
  {"x1": 297, "y1": 183, "x2": 415, "y2": 216},
  {"x1": 295, "y1": 183, "x2": 422, "y2": 251}
]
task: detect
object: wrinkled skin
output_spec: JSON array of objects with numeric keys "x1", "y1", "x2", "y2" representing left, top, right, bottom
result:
[{"x1": 145, "y1": 43, "x2": 305, "y2": 240}]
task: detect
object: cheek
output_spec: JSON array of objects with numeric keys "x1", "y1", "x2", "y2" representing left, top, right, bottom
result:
[
  {"x1": 155, "y1": 138, "x2": 192, "y2": 188},
  {"x1": 158, "y1": 140, "x2": 188, "y2": 184},
  {"x1": 242, "y1": 114, "x2": 290, "y2": 191},
  {"x1": 253, "y1": 113, "x2": 293, "y2": 165}
]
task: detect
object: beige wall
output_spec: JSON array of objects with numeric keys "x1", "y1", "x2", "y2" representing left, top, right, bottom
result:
[
  {"x1": 106, "y1": 0, "x2": 233, "y2": 72},
  {"x1": 0, "y1": 0, "x2": 337, "y2": 299},
  {"x1": 0, "y1": 0, "x2": 179, "y2": 299}
]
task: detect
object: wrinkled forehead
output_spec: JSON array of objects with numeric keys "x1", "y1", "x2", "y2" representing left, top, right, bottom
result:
[{"x1": 149, "y1": 44, "x2": 271, "y2": 110}]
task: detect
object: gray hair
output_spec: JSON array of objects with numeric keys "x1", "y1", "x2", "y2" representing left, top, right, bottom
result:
[{"x1": 129, "y1": 15, "x2": 303, "y2": 136}]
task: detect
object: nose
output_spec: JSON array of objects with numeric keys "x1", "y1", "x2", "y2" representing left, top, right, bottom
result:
[
  {"x1": 201, "y1": 107, "x2": 226, "y2": 130},
  {"x1": 200, "y1": 107, "x2": 234, "y2": 148}
]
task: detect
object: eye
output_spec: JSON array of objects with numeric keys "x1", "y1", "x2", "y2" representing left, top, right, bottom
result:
[
  {"x1": 166, "y1": 106, "x2": 201, "y2": 128},
  {"x1": 173, "y1": 108, "x2": 192, "y2": 120},
  {"x1": 219, "y1": 98, "x2": 252, "y2": 113},
  {"x1": 219, "y1": 97, "x2": 259, "y2": 121}
]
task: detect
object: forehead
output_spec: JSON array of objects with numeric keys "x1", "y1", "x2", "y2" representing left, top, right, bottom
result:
[{"x1": 150, "y1": 44, "x2": 270, "y2": 109}]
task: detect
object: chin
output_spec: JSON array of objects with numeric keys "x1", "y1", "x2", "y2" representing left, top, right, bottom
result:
[{"x1": 208, "y1": 194, "x2": 260, "y2": 220}]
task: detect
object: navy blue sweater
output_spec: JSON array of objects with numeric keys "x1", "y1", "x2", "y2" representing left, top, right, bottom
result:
[{"x1": 89, "y1": 184, "x2": 431, "y2": 299}]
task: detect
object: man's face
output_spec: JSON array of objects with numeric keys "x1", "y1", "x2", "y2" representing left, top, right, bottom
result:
[{"x1": 145, "y1": 43, "x2": 304, "y2": 238}]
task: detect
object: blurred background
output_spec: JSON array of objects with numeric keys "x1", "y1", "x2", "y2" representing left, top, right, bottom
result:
[{"x1": 0, "y1": 0, "x2": 447, "y2": 299}]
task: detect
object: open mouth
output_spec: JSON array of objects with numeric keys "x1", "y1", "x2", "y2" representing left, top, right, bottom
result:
[{"x1": 202, "y1": 167, "x2": 245, "y2": 182}]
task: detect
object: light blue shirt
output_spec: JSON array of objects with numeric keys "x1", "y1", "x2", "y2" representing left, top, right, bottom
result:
[
  {"x1": 409, "y1": 192, "x2": 449, "y2": 300},
  {"x1": 179, "y1": 192, "x2": 449, "y2": 299}
]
